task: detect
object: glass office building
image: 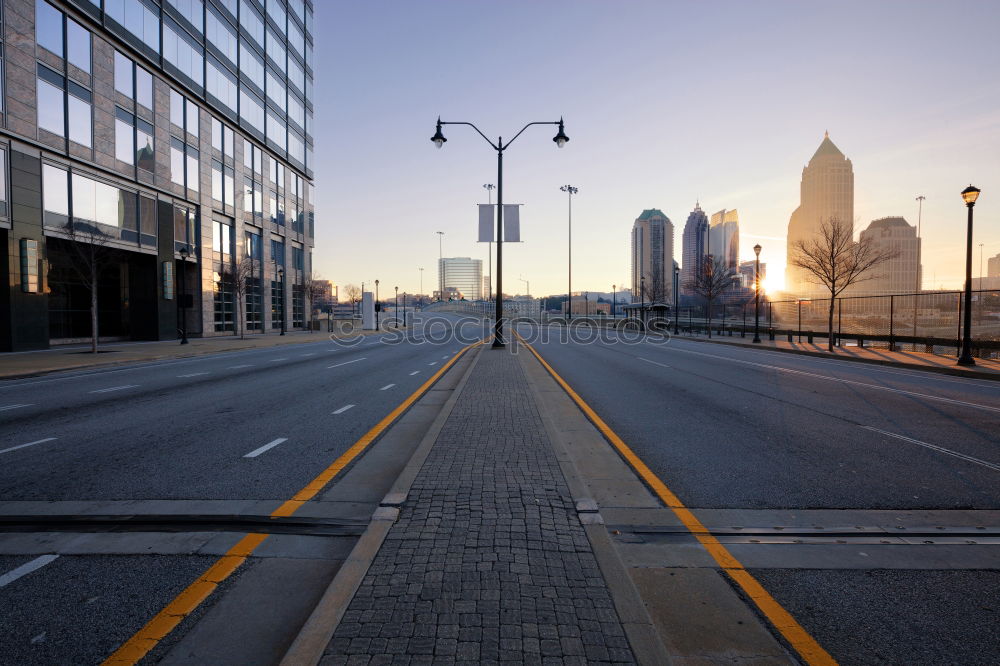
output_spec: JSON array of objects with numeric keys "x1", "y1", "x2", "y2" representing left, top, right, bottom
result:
[{"x1": 0, "y1": 0, "x2": 316, "y2": 350}]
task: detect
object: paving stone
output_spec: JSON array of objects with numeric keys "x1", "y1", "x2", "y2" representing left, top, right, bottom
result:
[{"x1": 323, "y1": 348, "x2": 635, "y2": 663}]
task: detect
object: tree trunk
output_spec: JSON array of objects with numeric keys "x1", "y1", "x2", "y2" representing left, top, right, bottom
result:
[
  {"x1": 90, "y1": 263, "x2": 98, "y2": 354},
  {"x1": 706, "y1": 299, "x2": 713, "y2": 338},
  {"x1": 827, "y1": 298, "x2": 836, "y2": 352}
]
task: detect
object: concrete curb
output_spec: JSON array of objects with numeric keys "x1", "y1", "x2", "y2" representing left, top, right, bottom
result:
[
  {"x1": 278, "y1": 344, "x2": 484, "y2": 666},
  {"x1": 668, "y1": 333, "x2": 1000, "y2": 381},
  {"x1": 515, "y1": 341, "x2": 673, "y2": 666}
]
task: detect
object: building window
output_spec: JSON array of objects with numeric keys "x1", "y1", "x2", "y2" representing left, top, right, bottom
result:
[
  {"x1": 66, "y1": 18, "x2": 91, "y2": 73},
  {"x1": 243, "y1": 176, "x2": 263, "y2": 218},
  {"x1": 36, "y1": 0, "x2": 90, "y2": 71},
  {"x1": 292, "y1": 245, "x2": 303, "y2": 270},
  {"x1": 36, "y1": 66, "x2": 92, "y2": 147},
  {"x1": 271, "y1": 238, "x2": 284, "y2": 266},
  {"x1": 163, "y1": 17, "x2": 204, "y2": 86},
  {"x1": 267, "y1": 0, "x2": 286, "y2": 37},
  {"x1": 270, "y1": 280, "x2": 284, "y2": 328},
  {"x1": 106, "y1": 0, "x2": 160, "y2": 53},
  {"x1": 42, "y1": 164, "x2": 69, "y2": 227},
  {"x1": 270, "y1": 159, "x2": 284, "y2": 189},
  {"x1": 239, "y1": 89, "x2": 264, "y2": 134},
  {"x1": 265, "y1": 27, "x2": 286, "y2": 74},
  {"x1": 115, "y1": 107, "x2": 134, "y2": 164},
  {"x1": 170, "y1": 89, "x2": 200, "y2": 138},
  {"x1": 0, "y1": 149, "x2": 7, "y2": 220},
  {"x1": 206, "y1": 5, "x2": 237, "y2": 66},
  {"x1": 173, "y1": 204, "x2": 197, "y2": 251},
  {"x1": 266, "y1": 108, "x2": 285, "y2": 149},
  {"x1": 211, "y1": 117, "x2": 235, "y2": 158},
  {"x1": 292, "y1": 284, "x2": 304, "y2": 327},
  {"x1": 206, "y1": 56, "x2": 238, "y2": 113},
  {"x1": 265, "y1": 68, "x2": 285, "y2": 109},
  {"x1": 212, "y1": 218, "x2": 232, "y2": 256},
  {"x1": 211, "y1": 160, "x2": 235, "y2": 208},
  {"x1": 243, "y1": 141, "x2": 263, "y2": 175},
  {"x1": 240, "y1": 0, "x2": 264, "y2": 47},
  {"x1": 240, "y1": 41, "x2": 264, "y2": 91},
  {"x1": 115, "y1": 51, "x2": 153, "y2": 109},
  {"x1": 166, "y1": 0, "x2": 204, "y2": 35},
  {"x1": 213, "y1": 271, "x2": 235, "y2": 332},
  {"x1": 170, "y1": 137, "x2": 199, "y2": 191}
]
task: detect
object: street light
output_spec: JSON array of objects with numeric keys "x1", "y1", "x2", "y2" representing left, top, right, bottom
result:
[
  {"x1": 753, "y1": 244, "x2": 762, "y2": 343},
  {"x1": 395, "y1": 286, "x2": 399, "y2": 328},
  {"x1": 375, "y1": 279, "x2": 380, "y2": 330},
  {"x1": 612, "y1": 284, "x2": 616, "y2": 320},
  {"x1": 178, "y1": 246, "x2": 190, "y2": 344},
  {"x1": 277, "y1": 265, "x2": 286, "y2": 335},
  {"x1": 419, "y1": 267, "x2": 424, "y2": 303},
  {"x1": 640, "y1": 275, "x2": 646, "y2": 328},
  {"x1": 560, "y1": 185, "x2": 578, "y2": 320},
  {"x1": 673, "y1": 266, "x2": 680, "y2": 335},
  {"x1": 432, "y1": 115, "x2": 568, "y2": 348},
  {"x1": 958, "y1": 184, "x2": 981, "y2": 366}
]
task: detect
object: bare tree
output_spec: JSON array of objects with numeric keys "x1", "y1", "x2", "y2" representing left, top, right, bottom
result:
[
  {"x1": 221, "y1": 257, "x2": 255, "y2": 339},
  {"x1": 304, "y1": 272, "x2": 328, "y2": 333},
  {"x1": 683, "y1": 255, "x2": 736, "y2": 338},
  {"x1": 343, "y1": 283, "x2": 361, "y2": 317},
  {"x1": 63, "y1": 221, "x2": 114, "y2": 353},
  {"x1": 647, "y1": 270, "x2": 667, "y2": 305},
  {"x1": 789, "y1": 217, "x2": 898, "y2": 351}
]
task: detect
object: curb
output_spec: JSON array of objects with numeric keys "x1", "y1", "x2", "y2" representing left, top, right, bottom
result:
[
  {"x1": 674, "y1": 334, "x2": 1000, "y2": 381},
  {"x1": 278, "y1": 344, "x2": 484, "y2": 666}
]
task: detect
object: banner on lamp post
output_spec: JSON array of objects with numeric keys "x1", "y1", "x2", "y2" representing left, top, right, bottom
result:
[
  {"x1": 478, "y1": 204, "x2": 493, "y2": 243},
  {"x1": 503, "y1": 204, "x2": 521, "y2": 242}
]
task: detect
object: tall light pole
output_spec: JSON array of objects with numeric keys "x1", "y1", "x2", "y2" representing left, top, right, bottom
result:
[
  {"x1": 436, "y1": 231, "x2": 444, "y2": 300},
  {"x1": 612, "y1": 284, "x2": 616, "y2": 320},
  {"x1": 375, "y1": 279, "x2": 380, "y2": 330},
  {"x1": 560, "y1": 185, "x2": 578, "y2": 319},
  {"x1": 673, "y1": 266, "x2": 680, "y2": 335},
  {"x1": 753, "y1": 244, "x2": 762, "y2": 343},
  {"x1": 432, "y1": 116, "x2": 569, "y2": 348},
  {"x1": 640, "y1": 275, "x2": 646, "y2": 328},
  {"x1": 914, "y1": 195, "x2": 925, "y2": 342},
  {"x1": 419, "y1": 267, "x2": 424, "y2": 302},
  {"x1": 958, "y1": 185, "x2": 981, "y2": 366},
  {"x1": 484, "y1": 183, "x2": 494, "y2": 300},
  {"x1": 395, "y1": 286, "x2": 399, "y2": 328},
  {"x1": 179, "y1": 246, "x2": 190, "y2": 344},
  {"x1": 277, "y1": 265, "x2": 286, "y2": 335}
]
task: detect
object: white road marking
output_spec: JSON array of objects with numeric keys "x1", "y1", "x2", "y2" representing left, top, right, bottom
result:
[
  {"x1": 328, "y1": 357, "x2": 367, "y2": 369},
  {"x1": 409, "y1": 371, "x2": 420, "y2": 376},
  {"x1": 228, "y1": 364, "x2": 253, "y2": 369},
  {"x1": 428, "y1": 362, "x2": 437, "y2": 366},
  {"x1": 0, "y1": 554, "x2": 59, "y2": 588},
  {"x1": 0, "y1": 437, "x2": 57, "y2": 455},
  {"x1": 177, "y1": 372, "x2": 208, "y2": 378},
  {"x1": 244, "y1": 437, "x2": 288, "y2": 458},
  {"x1": 662, "y1": 347, "x2": 1000, "y2": 414},
  {"x1": 300, "y1": 353, "x2": 316, "y2": 357},
  {"x1": 861, "y1": 426, "x2": 1000, "y2": 472},
  {"x1": 380, "y1": 384, "x2": 396, "y2": 391},
  {"x1": 441, "y1": 355, "x2": 449, "y2": 359},
  {"x1": 0, "y1": 404, "x2": 33, "y2": 412},
  {"x1": 638, "y1": 357, "x2": 671, "y2": 369},
  {"x1": 332, "y1": 404, "x2": 355, "y2": 414},
  {"x1": 89, "y1": 385, "x2": 138, "y2": 394},
  {"x1": 269, "y1": 358, "x2": 288, "y2": 362}
]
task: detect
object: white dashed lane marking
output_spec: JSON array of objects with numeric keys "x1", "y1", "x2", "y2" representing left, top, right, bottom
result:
[
  {"x1": 0, "y1": 555, "x2": 59, "y2": 588},
  {"x1": 244, "y1": 438, "x2": 288, "y2": 458},
  {"x1": 332, "y1": 405, "x2": 355, "y2": 414},
  {"x1": 0, "y1": 437, "x2": 58, "y2": 456},
  {"x1": 380, "y1": 384, "x2": 396, "y2": 391},
  {"x1": 89, "y1": 385, "x2": 138, "y2": 394}
]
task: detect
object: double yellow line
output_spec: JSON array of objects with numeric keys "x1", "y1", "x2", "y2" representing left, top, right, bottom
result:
[
  {"x1": 515, "y1": 332, "x2": 835, "y2": 665},
  {"x1": 102, "y1": 342, "x2": 480, "y2": 665}
]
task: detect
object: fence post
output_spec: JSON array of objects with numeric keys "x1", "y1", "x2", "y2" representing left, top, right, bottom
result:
[
  {"x1": 956, "y1": 294, "x2": 962, "y2": 358},
  {"x1": 889, "y1": 294, "x2": 895, "y2": 352},
  {"x1": 769, "y1": 301, "x2": 775, "y2": 340},
  {"x1": 797, "y1": 300, "x2": 802, "y2": 343}
]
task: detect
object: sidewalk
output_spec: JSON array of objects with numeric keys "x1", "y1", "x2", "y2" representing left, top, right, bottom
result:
[
  {"x1": 0, "y1": 327, "x2": 379, "y2": 380},
  {"x1": 317, "y1": 346, "x2": 639, "y2": 665},
  {"x1": 669, "y1": 330, "x2": 1000, "y2": 380}
]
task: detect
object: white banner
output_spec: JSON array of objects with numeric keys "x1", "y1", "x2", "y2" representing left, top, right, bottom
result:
[
  {"x1": 478, "y1": 204, "x2": 493, "y2": 243},
  {"x1": 504, "y1": 204, "x2": 520, "y2": 242}
]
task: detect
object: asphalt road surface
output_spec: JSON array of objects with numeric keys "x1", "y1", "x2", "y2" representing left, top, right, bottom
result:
[{"x1": 517, "y1": 322, "x2": 1000, "y2": 665}]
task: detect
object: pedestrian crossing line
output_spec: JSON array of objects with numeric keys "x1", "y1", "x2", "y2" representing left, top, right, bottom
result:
[
  {"x1": 515, "y1": 331, "x2": 836, "y2": 666},
  {"x1": 101, "y1": 338, "x2": 486, "y2": 666}
]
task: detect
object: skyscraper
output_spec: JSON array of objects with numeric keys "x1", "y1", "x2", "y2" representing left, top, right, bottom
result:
[
  {"x1": 630, "y1": 209, "x2": 674, "y2": 304},
  {"x1": 438, "y1": 257, "x2": 483, "y2": 300},
  {"x1": 786, "y1": 132, "x2": 854, "y2": 295},
  {"x1": 1, "y1": 0, "x2": 316, "y2": 350},
  {"x1": 680, "y1": 203, "x2": 708, "y2": 296},
  {"x1": 857, "y1": 217, "x2": 920, "y2": 295},
  {"x1": 709, "y1": 208, "x2": 739, "y2": 272}
]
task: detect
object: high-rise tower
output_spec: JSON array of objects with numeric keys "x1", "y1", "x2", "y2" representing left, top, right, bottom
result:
[
  {"x1": 631, "y1": 209, "x2": 674, "y2": 304},
  {"x1": 709, "y1": 209, "x2": 739, "y2": 273},
  {"x1": 786, "y1": 132, "x2": 854, "y2": 295},
  {"x1": 680, "y1": 203, "x2": 708, "y2": 296}
]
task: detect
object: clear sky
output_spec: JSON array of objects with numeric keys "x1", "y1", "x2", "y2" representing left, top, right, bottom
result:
[{"x1": 311, "y1": 0, "x2": 1000, "y2": 298}]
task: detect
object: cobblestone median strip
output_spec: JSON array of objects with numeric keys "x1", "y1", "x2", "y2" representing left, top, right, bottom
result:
[{"x1": 318, "y1": 347, "x2": 638, "y2": 664}]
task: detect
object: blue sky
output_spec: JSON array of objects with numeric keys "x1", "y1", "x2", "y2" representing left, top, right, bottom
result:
[{"x1": 311, "y1": 0, "x2": 1000, "y2": 296}]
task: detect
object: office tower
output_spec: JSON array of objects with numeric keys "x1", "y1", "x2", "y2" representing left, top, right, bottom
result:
[
  {"x1": 738, "y1": 260, "x2": 766, "y2": 289},
  {"x1": 630, "y1": 209, "x2": 674, "y2": 304},
  {"x1": 786, "y1": 132, "x2": 854, "y2": 295},
  {"x1": 1, "y1": 0, "x2": 316, "y2": 350},
  {"x1": 709, "y1": 208, "x2": 739, "y2": 272},
  {"x1": 680, "y1": 203, "x2": 708, "y2": 296},
  {"x1": 857, "y1": 217, "x2": 920, "y2": 295},
  {"x1": 988, "y1": 253, "x2": 1000, "y2": 278},
  {"x1": 438, "y1": 257, "x2": 483, "y2": 300}
]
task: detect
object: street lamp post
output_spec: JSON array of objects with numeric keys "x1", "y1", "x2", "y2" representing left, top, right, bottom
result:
[
  {"x1": 432, "y1": 117, "x2": 568, "y2": 348},
  {"x1": 753, "y1": 244, "x2": 762, "y2": 343},
  {"x1": 560, "y1": 185, "x2": 578, "y2": 319},
  {"x1": 375, "y1": 279, "x2": 380, "y2": 330},
  {"x1": 673, "y1": 266, "x2": 680, "y2": 335},
  {"x1": 395, "y1": 286, "x2": 399, "y2": 327},
  {"x1": 484, "y1": 184, "x2": 494, "y2": 300},
  {"x1": 958, "y1": 185, "x2": 981, "y2": 366},
  {"x1": 419, "y1": 268, "x2": 424, "y2": 302},
  {"x1": 179, "y1": 246, "x2": 190, "y2": 344},
  {"x1": 277, "y1": 265, "x2": 286, "y2": 335},
  {"x1": 612, "y1": 284, "x2": 616, "y2": 320},
  {"x1": 640, "y1": 276, "x2": 646, "y2": 328}
]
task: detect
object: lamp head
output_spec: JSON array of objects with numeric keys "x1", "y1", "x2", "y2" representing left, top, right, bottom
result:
[
  {"x1": 552, "y1": 118, "x2": 569, "y2": 148},
  {"x1": 961, "y1": 184, "x2": 981, "y2": 206},
  {"x1": 431, "y1": 118, "x2": 447, "y2": 148},
  {"x1": 179, "y1": 246, "x2": 190, "y2": 259},
  {"x1": 754, "y1": 243, "x2": 762, "y2": 257}
]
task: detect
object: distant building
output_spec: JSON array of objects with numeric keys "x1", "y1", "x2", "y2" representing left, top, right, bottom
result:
[
  {"x1": 988, "y1": 252, "x2": 1000, "y2": 278},
  {"x1": 482, "y1": 275, "x2": 491, "y2": 299},
  {"x1": 680, "y1": 203, "x2": 708, "y2": 296},
  {"x1": 438, "y1": 257, "x2": 483, "y2": 300},
  {"x1": 433, "y1": 286, "x2": 465, "y2": 301},
  {"x1": 738, "y1": 260, "x2": 766, "y2": 289},
  {"x1": 313, "y1": 281, "x2": 336, "y2": 311},
  {"x1": 709, "y1": 209, "x2": 739, "y2": 272},
  {"x1": 856, "y1": 217, "x2": 920, "y2": 295},
  {"x1": 562, "y1": 298, "x2": 610, "y2": 315},
  {"x1": 630, "y1": 209, "x2": 674, "y2": 304},
  {"x1": 787, "y1": 133, "x2": 855, "y2": 295}
]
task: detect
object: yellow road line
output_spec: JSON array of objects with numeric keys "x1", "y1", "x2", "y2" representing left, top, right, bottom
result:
[
  {"x1": 102, "y1": 341, "x2": 481, "y2": 665},
  {"x1": 514, "y1": 332, "x2": 836, "y2": 665}
]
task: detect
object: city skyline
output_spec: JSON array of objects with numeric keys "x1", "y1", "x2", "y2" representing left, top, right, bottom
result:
[{"x1": 312, "y1": 0, "x2": 999, "y2": 298}]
